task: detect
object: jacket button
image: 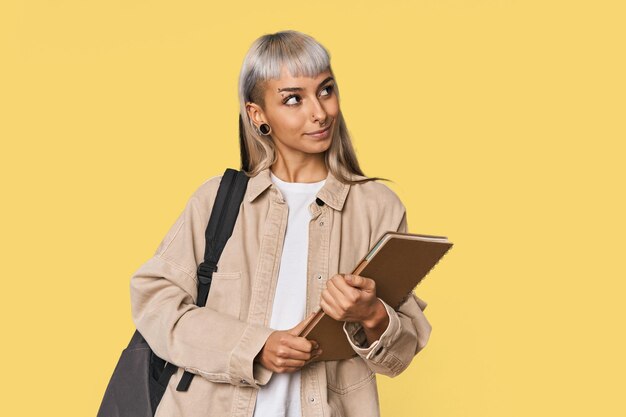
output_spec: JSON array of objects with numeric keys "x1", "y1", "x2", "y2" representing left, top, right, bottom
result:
[
  {"x1": 316, "y1": 274, "x2": 322, "y2": 280},
  {"x1": 319, "y1": 221, "x2": 324, "y2": 226},
  {"x1": 240, "y1": 379, "x2": 249, "y2": 385}
]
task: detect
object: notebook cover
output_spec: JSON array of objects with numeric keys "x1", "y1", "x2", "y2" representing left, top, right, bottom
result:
[{"x1": 301, "y1": 231, "x2": 453, "y2": 362}]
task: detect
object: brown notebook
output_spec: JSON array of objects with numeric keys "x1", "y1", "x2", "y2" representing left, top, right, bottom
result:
[{"x1": 299, "y1": 231, "x2": 453, "y2": 362}]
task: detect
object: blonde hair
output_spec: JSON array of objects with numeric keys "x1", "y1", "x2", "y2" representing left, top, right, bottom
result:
[{"x1": 237, "y1": 30, "x2": 390, "y2": 185}]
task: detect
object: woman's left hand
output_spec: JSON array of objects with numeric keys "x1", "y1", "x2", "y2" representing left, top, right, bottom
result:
[{"x1": 320, "y1": 274, "x2": 387, "y2": 327}]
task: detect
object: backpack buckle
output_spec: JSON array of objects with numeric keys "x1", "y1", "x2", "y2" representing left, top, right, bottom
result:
[{"x1": 197, "y1": 261, "x2": 217, "y2": 285}]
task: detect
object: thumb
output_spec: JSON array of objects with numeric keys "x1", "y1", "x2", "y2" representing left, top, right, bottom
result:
[
  {"x1": 344, "y1": 274, "x2": 374, "y2": 291},
  {"x1": 288, "y1": 311, "x2": 317, "y2": 336}
]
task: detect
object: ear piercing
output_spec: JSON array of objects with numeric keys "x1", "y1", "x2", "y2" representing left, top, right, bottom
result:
[{"x1": 259, "y1": 123, "x2": 272, "y2": 135}]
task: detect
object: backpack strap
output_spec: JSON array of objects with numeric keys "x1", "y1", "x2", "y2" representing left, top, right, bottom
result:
[{"x1": 174, "y1": 168, "x2": 250, "y2": 392}]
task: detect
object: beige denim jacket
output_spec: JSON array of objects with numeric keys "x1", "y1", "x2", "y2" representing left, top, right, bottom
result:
[{"x1": 129, "y1": 166, "x2": 432, "y2": 417}]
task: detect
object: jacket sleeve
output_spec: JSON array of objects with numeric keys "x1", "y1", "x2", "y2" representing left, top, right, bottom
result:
[
  {"x1": 129, "y1": 178, "x2": 274, "y2": 389},
  {"x1": 342, "y1": 204, "x2": 433, "y2": 377}
]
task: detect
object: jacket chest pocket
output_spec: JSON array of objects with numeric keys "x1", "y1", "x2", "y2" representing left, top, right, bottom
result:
[
  {"x1": 325, "y1": 357, "x2": 375, "y2": 395},
  {"x1": 205, "y1": 271, "x2": 242, "y2": 320}
]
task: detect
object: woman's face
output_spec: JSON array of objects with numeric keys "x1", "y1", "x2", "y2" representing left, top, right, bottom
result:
[{"x1": 246, "y1": 66, "x2": 339, "y2": 160}]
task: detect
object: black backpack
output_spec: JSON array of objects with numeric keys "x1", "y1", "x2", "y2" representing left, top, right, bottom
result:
[{"x1": 97, "y1": 168, "x2": 250, "y2": 417}]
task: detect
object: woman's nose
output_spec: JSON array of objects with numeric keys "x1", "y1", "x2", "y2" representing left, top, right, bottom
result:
[{"x1": 310, "y1": 98, "x2": 328, "y2": 124}]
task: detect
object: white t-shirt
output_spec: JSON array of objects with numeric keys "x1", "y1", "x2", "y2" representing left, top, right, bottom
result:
[{"x1": 252, "y1": 171, "x2": 326, "y2": 417}]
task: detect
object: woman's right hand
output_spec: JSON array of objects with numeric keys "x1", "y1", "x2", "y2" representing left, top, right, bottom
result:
[{"x1": 255, "y1": 313, "x2": 322, "y2": 373}]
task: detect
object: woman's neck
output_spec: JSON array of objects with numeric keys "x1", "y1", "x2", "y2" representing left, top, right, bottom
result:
[{"x1": 270, "y1": 157, "x2": 328, "y2": 183}]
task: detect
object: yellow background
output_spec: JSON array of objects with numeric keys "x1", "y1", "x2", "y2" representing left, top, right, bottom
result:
[{"x1": 1, "y1": 1, "x2": 624, "y2": 416}]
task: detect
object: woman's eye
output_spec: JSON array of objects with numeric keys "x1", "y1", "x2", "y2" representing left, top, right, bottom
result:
[
  {"x1": 284, "y1": 95, "x2": 300, "y2": 106},
  {"x1": 283, "y1": 85, "x2": 334, "y2": 106},
  {"x1": 320, "y1": 85, "x2": 334, "y2": 96}
]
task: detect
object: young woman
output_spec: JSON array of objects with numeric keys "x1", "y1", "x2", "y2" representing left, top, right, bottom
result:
[{"x1": 130, "y1": 30, "x2": 431, "y2": 417}]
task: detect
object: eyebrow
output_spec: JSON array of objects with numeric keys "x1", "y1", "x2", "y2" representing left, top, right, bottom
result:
[{"x1": 277, "y1": 76, "x2": 334, "y2": 93}]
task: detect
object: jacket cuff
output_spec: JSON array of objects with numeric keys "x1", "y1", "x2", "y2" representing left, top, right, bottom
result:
[
  {"x1": 228, "y1": 323, "x2": 274, "y2": 388},
  {"x1": 343, "y1": 298, "x2": 401, "y2": 360}
]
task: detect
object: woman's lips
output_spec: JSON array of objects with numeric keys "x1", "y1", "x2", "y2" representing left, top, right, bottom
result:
[{"x1": 305, "y1": 125, "x2": 331, "y2": 138}]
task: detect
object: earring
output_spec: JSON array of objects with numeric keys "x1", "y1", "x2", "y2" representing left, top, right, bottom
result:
[{"x1": 259, "y1": 123, "x2": 272, "y2": 135}]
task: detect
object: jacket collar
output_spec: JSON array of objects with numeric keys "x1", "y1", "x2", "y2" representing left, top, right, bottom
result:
[{"x1": 246, "y1": 166, "x2": 357, "y2": 211}]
